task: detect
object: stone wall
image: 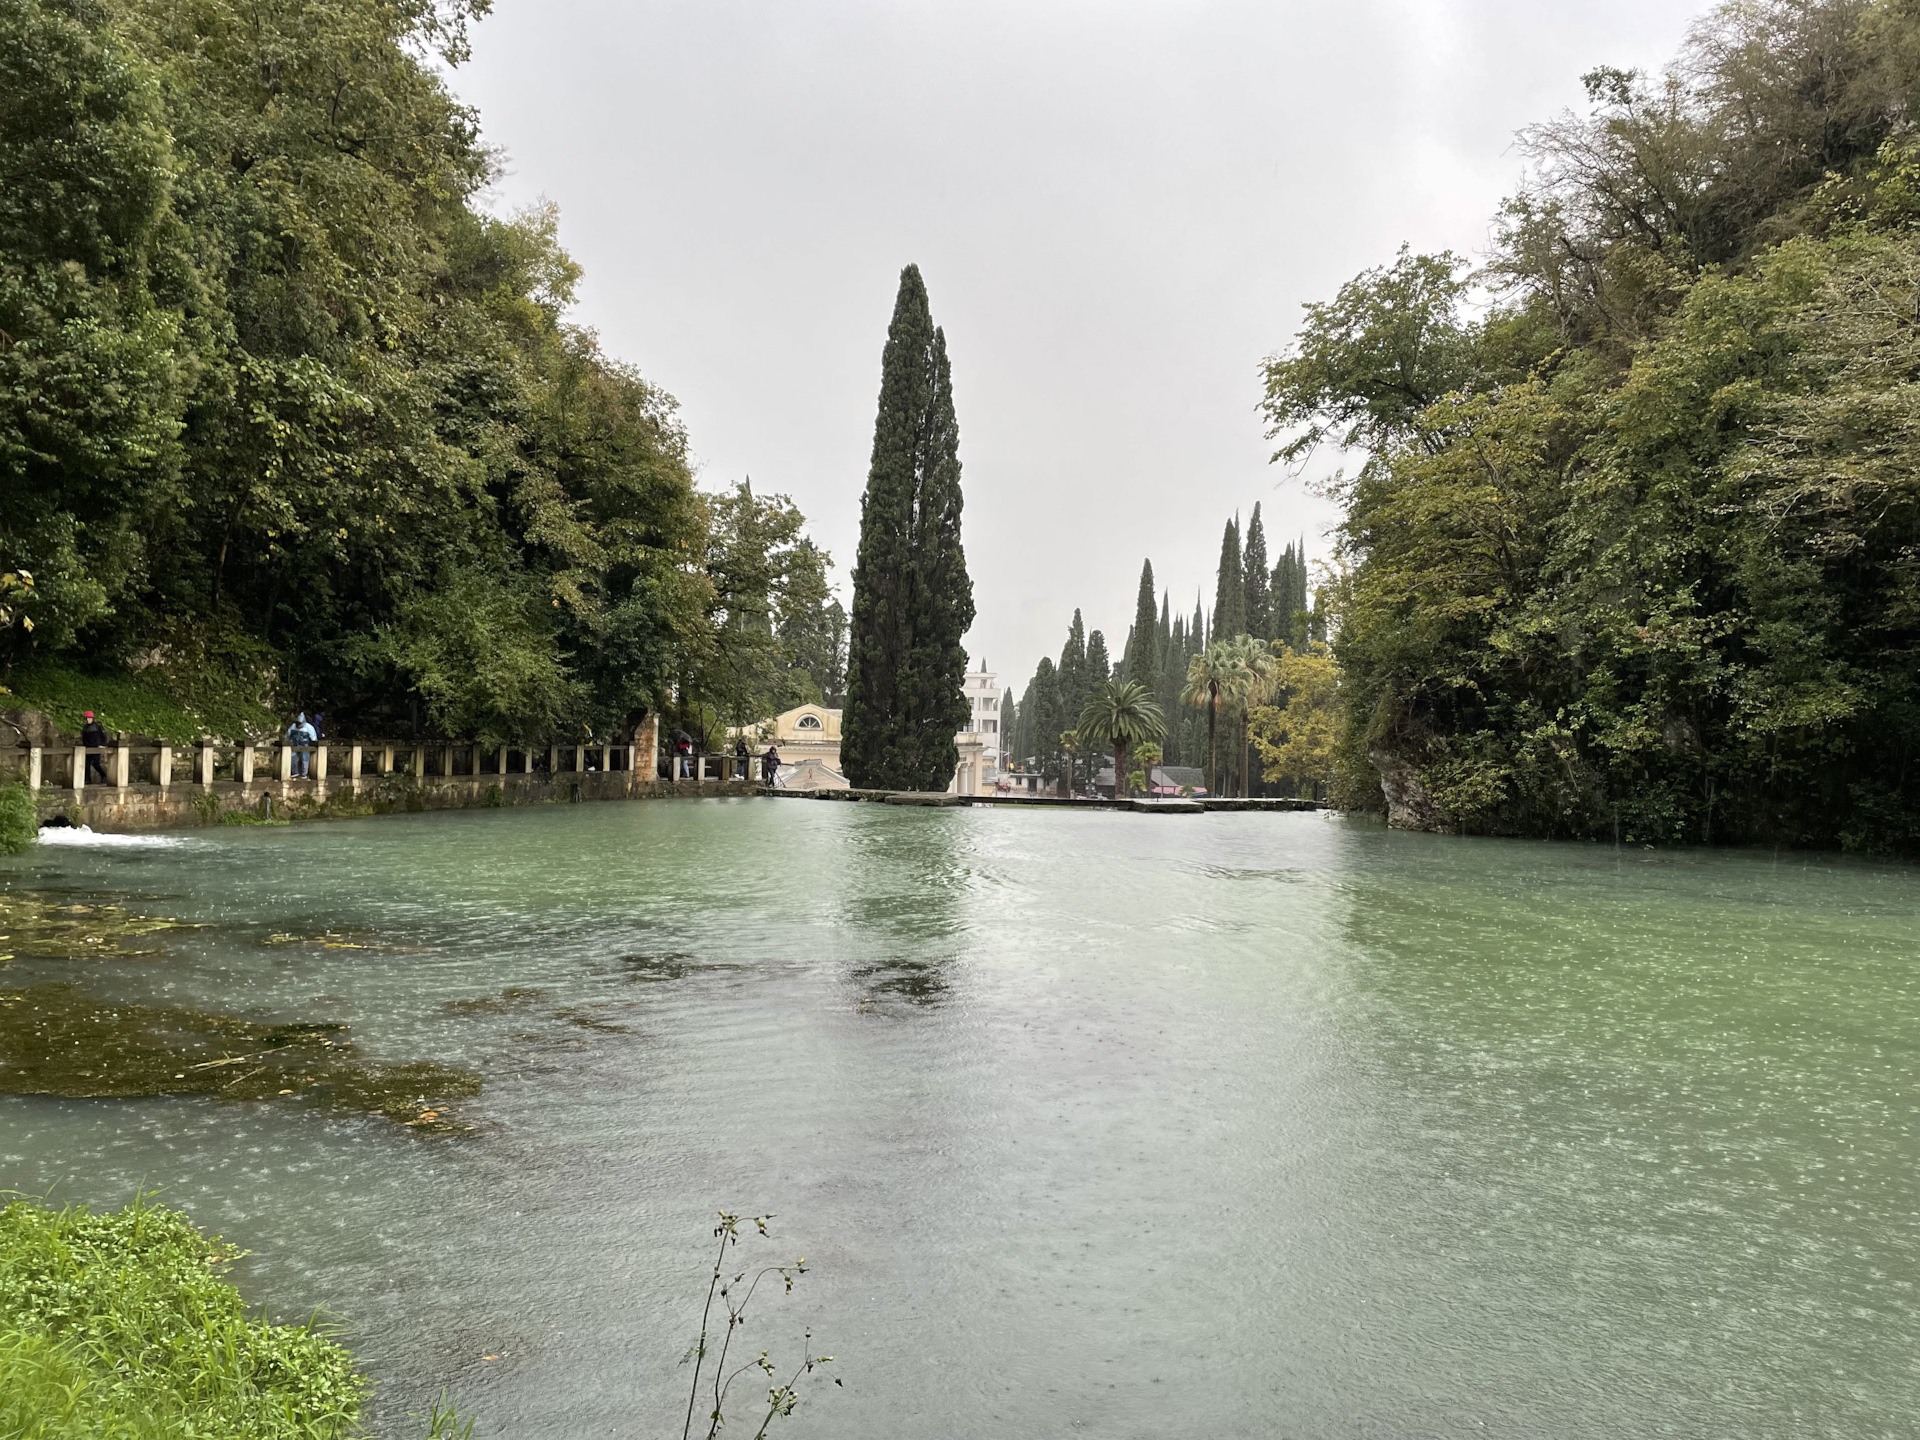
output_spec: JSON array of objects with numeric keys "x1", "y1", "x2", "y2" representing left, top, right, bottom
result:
[{"x1": 34, "y1": 770, "x2": 759, "y2": 832}]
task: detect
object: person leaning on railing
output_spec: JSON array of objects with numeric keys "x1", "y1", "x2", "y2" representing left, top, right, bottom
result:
[{"x1": 80, "y1": 711, "x2": 109, "y2": 784}]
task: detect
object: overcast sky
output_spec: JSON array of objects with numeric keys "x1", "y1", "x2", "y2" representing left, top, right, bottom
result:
[{"x1": 452, "y1": 0, "x2": 1704, "y2": 687}]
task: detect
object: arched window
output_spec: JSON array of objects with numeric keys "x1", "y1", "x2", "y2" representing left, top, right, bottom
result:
[{"x1": 796, "y1": 714, "x2": 823, "y2": 730}]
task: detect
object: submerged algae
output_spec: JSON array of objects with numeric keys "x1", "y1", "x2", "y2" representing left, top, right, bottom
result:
[
  {"x1": 0, "y1": 984, "x2": 480, "y2": 1131},
  {"x1": 0, "y1": 891, "x2": 200, "y2": 961}
]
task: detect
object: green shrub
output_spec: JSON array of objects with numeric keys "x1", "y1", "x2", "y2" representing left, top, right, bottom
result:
[
  {"x1": 0, "y1": 784, "x2": 35, "y2": 855},
  {"x1": 0, "y1": 1195, "x2": 365, "y2": 1439}
]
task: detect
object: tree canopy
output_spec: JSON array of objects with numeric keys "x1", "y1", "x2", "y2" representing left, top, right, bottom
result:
[
  {"x1": 1263, "y1": 0, "x2": 1920, "y2": 848},
  {"x1": 0, "y1": 0, "x2": 840, "y2": 744}
]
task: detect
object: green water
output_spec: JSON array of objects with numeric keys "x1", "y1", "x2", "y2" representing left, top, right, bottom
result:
[{"x1": 1, "y1": 802, "x2": 1914, "y2": 1437}]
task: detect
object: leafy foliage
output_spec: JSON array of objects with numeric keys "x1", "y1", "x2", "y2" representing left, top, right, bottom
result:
[
  {"x1": 1264, "y1": 0, "x2": 1920, "y2": 848},
  {"x1": 843, "y1": 265, "x2": 974, "y2": 790},
  {"x1": 0, "y1": 1194, "x2": 365, "y2": 1438},
  {"x1": 0, "y1": 783, "x2": 34, "y2": 854},
  {"x1": 0, "y1": 0, "x2": 714, "y2": 740}
]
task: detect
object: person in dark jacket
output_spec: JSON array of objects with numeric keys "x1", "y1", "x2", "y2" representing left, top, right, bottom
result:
[
  {"x1": 672, "y1": 729, "x2": 693, "y2": 778},
  {"x1": 733, "y1": 736, "x2": 750, "y2": 780},
  {"x1": 761, "y1": 744, "x2": 780, "y2": 785},
  {"x1": 80, "y1": 711, "x2": 109, "y2": 784}
]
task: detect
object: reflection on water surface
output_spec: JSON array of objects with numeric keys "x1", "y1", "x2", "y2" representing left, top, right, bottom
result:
[{"x1": 0, "y1": 801, "x2": 1914, "y2": 1439}]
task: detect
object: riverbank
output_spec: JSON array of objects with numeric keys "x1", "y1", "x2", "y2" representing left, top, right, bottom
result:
[{"x1": 0, "y1": 1195, "x2": 441, "y2": 1439}]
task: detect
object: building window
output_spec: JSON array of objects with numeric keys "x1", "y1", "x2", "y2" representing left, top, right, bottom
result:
[
  {"x1": 985, "y1": 719, "x2": 996, "y2": 733},
  {"x1": 796, "y1": 714, "x2": 823, "y2": 730}
]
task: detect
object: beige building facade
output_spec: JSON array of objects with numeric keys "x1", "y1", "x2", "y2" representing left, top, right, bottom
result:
[{"x1": 743, "y1": 668, "x2": 998, "y2": 793}]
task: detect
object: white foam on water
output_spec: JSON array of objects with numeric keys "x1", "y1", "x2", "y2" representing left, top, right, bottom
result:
[{"x1": 35, "y1": 824, "x2": 189, "y2": 849}]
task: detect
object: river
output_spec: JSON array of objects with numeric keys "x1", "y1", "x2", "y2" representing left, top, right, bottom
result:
[{"x1": 1, "y1": 800, "x2": 1914, "y2": 1438}]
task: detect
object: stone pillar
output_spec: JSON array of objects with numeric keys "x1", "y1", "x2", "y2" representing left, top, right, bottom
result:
[
  {"x1": 239, "y1": 744, "x2": 254, "y2": 785},
  {"x1": 440, "y1": 746, "x2": 453, "y2": 779},
  {"x1": 599, "y1": 743, "x2": 611, "y2": 774},
  {"x1": 314, "y1": 744, "x2": 328, "y2": 782},
  {"x1": 498, "y1": 745, "x2": 509, "y2": 776},
  {"x1": 27, "y1": 746, "x2": 41, "y2": 791},
  {"x1": 199, "y1": 742, "x2": 215, "y2": 787},
  {"x1": 548, "y1": 745, "x2": 559, "y2": 775},
  {"x1": 412, "y1": 746, "x2": 425, "y2": 780},
  {"x1": 380, "y1": 744, "x2": 394, "y2": 775},
  {"x1": 276, "y1": 744, "x2": 291, "y2": 782},
  {"x1": 73, "y1": 744, "x2": 86, "y2": 797},
  {"x1": 635, "y1": 712, "x2": 660, "y2": 787},
  {"x1": 574, "y1": 745, "x2": 585, "y2": 774},
  {"x1": 348, "y1": 744, "x2": 363, "y2": 790},
  {"x1": 156, "y1": 744, "x2": 171, "y2": 793},
  {"x1": 114, "y1": 744, "x2": 130, "y2": 790}
]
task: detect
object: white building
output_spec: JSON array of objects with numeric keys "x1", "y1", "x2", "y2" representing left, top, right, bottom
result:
[
  {"x1": 961, "y1": 664, "x2": 1003, "y2": 777},
  {"x1": 740, "y1": 664, "x2": 1002, "y2": 794}
]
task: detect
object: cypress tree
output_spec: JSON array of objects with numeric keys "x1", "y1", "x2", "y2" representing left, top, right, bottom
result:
[
  {"x1": 997, "y1": 685, "x2": 1015, "y2": 768},
  {"x1": 1128, "y1": 560, "x2": 1159, "y2": 690},
  {"x1": 1213, "y1": 517, "x2": 1246, "y2": 641},
  {"x1": 842, "y1": 265, "x2": 975, "y2": 790},
  {"x1": 1031, "y1": 656, "x2": 1062, "y2": 784},
  {"x1": 1086, "y1": 629, "x2": 1111, "y2": 688},
  {"x1": 1242, "y1": 503, "x2": 1270, "y2": 641}
]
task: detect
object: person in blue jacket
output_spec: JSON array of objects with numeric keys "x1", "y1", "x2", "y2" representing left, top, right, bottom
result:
[{"x1": 286, "y1": 713, "x2": 317, "y2": 778}]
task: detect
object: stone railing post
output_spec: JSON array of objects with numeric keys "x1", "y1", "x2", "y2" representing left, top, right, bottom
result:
[
  {"x1": 199, "y1": 741, "x2": 215, "y2": 787},
  {"x1": 28, "y1": 746, "x2": 41, "y2": 791},
  {"x1": 348, "y1": 744, "x2": 363, "y2": 789},
  {"x1": 277, "y1": 743, "x2": 292, "y2": 783},
  {"x1": 574, "y1": 744, "x2": 585, "y2": 774},
  {"x1": 156, "y1": 743, "x2": 172, "y2": 793},
  {"x1": 497, "y1": 744, "x2": 509, "y2": 776},
  {"x1": 114, "y1": 744, "x2": 130, "y2": 790},
  {"x1": 314, "y1": 743, "x2": 328, "y2": 782},
  {"x1": 440, "y1": 745, "x2": 453, "y2": 780},
  {"x1": 548, "y1": 745, "x2": 559, "y2": 775},
  {"x1": 599, "y1": 743, "x2": 610, "y2": 773},
  {"x1": 72, "y1": 744, "x2": 86, "y2": 798},
  {"x1": 411, "y1": 746, "x2": 425, "y2": 779},
  {"x1": 239, "y1": 743, "x2": 254, "y2": 785},
  {"x1": 379, "y1": 744, "x2": 394, "y2": 775}
]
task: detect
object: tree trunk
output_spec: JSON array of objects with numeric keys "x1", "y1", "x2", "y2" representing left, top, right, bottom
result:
[
  {"x1": 1206, "y1": 691, "x2": 1218, "y2": 797},
  {"x1": 1115, "y1": 738, "x2": 1128, "y2": 800}
]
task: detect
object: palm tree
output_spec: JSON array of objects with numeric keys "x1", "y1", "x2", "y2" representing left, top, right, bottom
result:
[
  {"x1": 1079, "y1": 678, "x2": 1166, "y2": 801},
  {"x1": 1182, "y1": 646, "x2": 1237, "y2": 797},
  {"x1": 1219, "y1": 636, "x2": 1277, "y2": 797},
  {"x1": 1058, "y1": 729, "x2": 1080, "y2": 799}
]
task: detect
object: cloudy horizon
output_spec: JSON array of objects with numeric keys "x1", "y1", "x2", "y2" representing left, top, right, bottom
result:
[{"x1": 452, "y1": 0, "x2": 1705, "y2": 686}]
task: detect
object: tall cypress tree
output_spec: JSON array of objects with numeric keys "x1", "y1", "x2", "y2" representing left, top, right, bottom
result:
[
  {"x1": 1128, "y1": 560, "x2": 1159, "y2": 690},
  {"x1": 842, "y1": 265, "x2": 975, "y2": 790},
  {"x1": 1086, "y1": 629, "x2": 1111, "y2": 688},
  {"x1": 996, "y1": 685, "x2": 1015, "y2": 767},
  {"x1": 1242, "y1": 503, "x2": 1270, "y2": 642},
  {"x1": 1212, "y1": 517, "x2": 1246, "y2": 641}
]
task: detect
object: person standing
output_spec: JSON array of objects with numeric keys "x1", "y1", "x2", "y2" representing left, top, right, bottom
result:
[
  {"x1": 761, "y1": 744, "x2": 781, "y2": 786},
  {"x1": 80, "y1": 711, "x2": 109, "y2": 784},
  {"x1": 733, "y1": 736, "x2": 750, "y2": 780},
  {"x1": 286, "y1": 713, "x2": 317, "y2": 779}
]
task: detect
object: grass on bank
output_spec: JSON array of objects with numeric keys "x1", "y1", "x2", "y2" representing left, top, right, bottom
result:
[
  {"x1": 0, "y1": 783, "x2": 33, "y2": 855},
  {"x1": 3, "y1": 657, "x2": 279, "y2": 745},
  {"x1": 0, "y1": 1194, "x2": 366, "y2": 1439}
]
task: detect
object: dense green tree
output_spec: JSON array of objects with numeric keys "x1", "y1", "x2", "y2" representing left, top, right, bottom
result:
[
  {"x1": 1085, "y1": 629, "x2": 1111, "y2": 691},
  {"x1": 1262, "y1": 0, "x2": 1920, "y2": 848},
  {"x1": 0, "y1": 0, "x2": 712, "y2": 742},
  {"x1": 1126, "y1": 559, "x2": 1159, "y2": 689},
  {"x1": 1211, "y1": 518, "x2": 1245, "y2": 643},
  {"x1": 842, "y1": 264, "x2": 975, "y2": 790},
  {"x1": 1242, "y1": 505, "x2": 1271, "y2": 641}
]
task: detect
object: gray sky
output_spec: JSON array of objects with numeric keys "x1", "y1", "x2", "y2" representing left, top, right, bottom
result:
[{"x1": 452, "y1": 0, "x2": 1702, "y2": 687}]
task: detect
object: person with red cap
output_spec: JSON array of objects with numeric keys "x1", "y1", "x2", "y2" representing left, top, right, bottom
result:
[{"x1": 80, "y1": 711, "x2": 109, "y2": 784}]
